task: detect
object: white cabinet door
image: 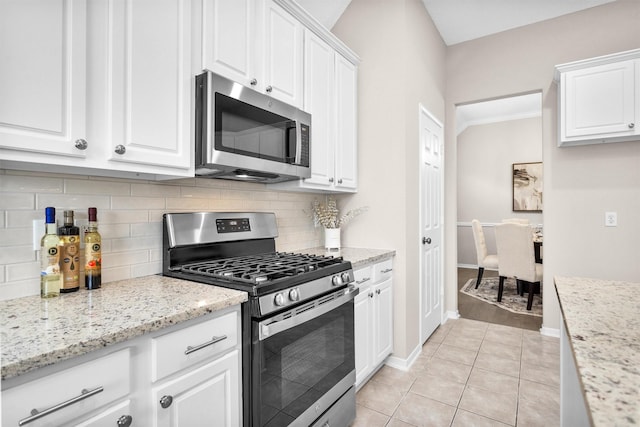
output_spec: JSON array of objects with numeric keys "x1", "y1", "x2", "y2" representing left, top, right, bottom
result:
[
  {"x1": 303, "y1": 30, "x2": 335, "y2": 187},
  {"x1": 0, "y1": 0, "x2": 87, "y2": 158},
  {"x1": 202, "y1": 0, "x2": 257, "y2": 87},
  {"x1": 354, "y1": 286, "x2": 373, "y2": 387},
  {"x1": 152, "y1": 349, "x2": 241, "y2": 427},
  {"x1": 262, "y1": 0, "x2": 303, "y2": 108},
  {"x1": 334, "y1": 55, "x2": 358, "y2": 191},
  {"x1": 373, "y1": 277, "x2": 393, "y2": 366},
  {"x1": 563, "y1": 60, "x2": 636, "y2": 139},
  {"x1": 103, "y1": 0, "x2": 192, "y2": 172}
]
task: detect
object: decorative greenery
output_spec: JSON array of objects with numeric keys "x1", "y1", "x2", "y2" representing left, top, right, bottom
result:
[{"x1": 310, "y1": 197, "x2": 368, "y2": 229}]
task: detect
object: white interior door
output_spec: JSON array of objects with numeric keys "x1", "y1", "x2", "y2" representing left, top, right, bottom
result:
[{"x1": 419, "y1": 104, "x2": 444, "y2": 344}]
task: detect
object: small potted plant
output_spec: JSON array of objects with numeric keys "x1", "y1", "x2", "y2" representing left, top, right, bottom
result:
[{"x1": 310, "y1": 198, "x2": 367, "y2": 251}]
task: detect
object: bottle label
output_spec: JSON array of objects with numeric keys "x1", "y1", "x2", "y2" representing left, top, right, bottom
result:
[
  {"x1": 60, "y1": 236, "x2": 80, "y2": 289},
  {"x1": 41, "y1": 246, "x2": 60, "y2": 276},
  {"x1": 85, "y1": 243, "x2": 102, "y2": 272}
]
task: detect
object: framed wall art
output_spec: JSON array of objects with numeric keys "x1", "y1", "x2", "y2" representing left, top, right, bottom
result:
[{"x1": 512, "y1": 162, "x2": 543, "y2": 212}]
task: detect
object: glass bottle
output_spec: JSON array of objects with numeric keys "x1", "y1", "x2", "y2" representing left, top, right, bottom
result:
[
  {"x1": 40, "y1": 207, "x2": 61, "y2": 298},
  {"x1": 58, "y1": 210, "x2": 80, "y2": 292},
  {"x1": 84, "y1": 207, "x2": 102, "y2": 289}
]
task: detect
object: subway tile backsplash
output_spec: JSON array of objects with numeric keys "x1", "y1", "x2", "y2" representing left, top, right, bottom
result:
[{"x1": 0, "y1": 169, "x2": 325, "y2": 301}]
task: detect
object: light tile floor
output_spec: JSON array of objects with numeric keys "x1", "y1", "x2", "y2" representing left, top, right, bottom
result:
[{"x1": 352, "y1": 318, "x2": 560, "y2": 427}]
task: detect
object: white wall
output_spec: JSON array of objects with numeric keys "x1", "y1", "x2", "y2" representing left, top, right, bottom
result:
[
  {"x1": 0, "y1": 169, "x2": 323, "y2": 300},
  {"x1": 457, "y1": 117, "x2": 543, "y2": 266},
  {"x1": 444, "y1": 0, "x2": 640, "y2": 332},
  {"x1": 332, "y1": 0, "x2": 446, "y2": 360}
]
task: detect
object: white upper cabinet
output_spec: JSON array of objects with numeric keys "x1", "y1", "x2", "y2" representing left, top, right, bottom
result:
[
  {"x1": 202, "y1": 0, "x2": 303, "y2": 108},
  {"x1": 271, "y1": 28, "x2": 359, "y2": 193},
  {"x1": 556, "y1": 49, "x2": 640, "y2": 147},
  {"x1": 97, "y1": 0, "x2": 193, "y2": 172},
  {"x1": 0, "y1": 0, "x2": 87, "y2": 158}
]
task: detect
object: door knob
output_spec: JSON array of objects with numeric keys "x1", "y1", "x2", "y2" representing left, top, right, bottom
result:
[{"x1": 422, "y1": 237, "x2": 431, "y2": 245}]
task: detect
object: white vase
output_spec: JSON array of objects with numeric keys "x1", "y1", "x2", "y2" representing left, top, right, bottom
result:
[{"x1": 324, "y1": 227, "x2": 341, "y2": 252}]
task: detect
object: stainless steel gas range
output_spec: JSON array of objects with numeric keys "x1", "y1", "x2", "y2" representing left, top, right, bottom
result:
[{"x1": 162, "y1": 212, "x2": 358, "y2": 427}]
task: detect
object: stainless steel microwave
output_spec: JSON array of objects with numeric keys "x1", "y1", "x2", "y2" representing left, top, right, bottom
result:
[{"x1": 194, "y1": 71, "x2": 311, "y2": 183}]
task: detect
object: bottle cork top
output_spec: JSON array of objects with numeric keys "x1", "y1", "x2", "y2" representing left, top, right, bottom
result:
[
  {"x1": 88, "y1": 207, "x2": 97, "y2": 222},
  {"x1": 45, "y1": 207, "x2": 56, "y2": 224}
]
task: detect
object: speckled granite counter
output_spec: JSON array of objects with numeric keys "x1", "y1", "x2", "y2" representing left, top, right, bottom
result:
[
  {"x1": 294, "y1": 247, "x2": 395, "y2": 269},
  {"x1": 0, "y1": 275, "x2": 247, "y2": 381},
  {"x1": 555, "y1": 276, "x2": 640, "y2": 427}
]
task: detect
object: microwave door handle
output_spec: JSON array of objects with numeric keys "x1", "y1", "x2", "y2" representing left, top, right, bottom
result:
[
  {"x1": 294, "y1": 121, "x2": 302, "y2": 165},
  {"x1": 258, "y1": 286, "x2": 358, "y2": 341}
]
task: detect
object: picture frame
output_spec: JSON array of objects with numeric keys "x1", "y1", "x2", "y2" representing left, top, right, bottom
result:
[{"x1": 512, "y1": 162, "x2": 543, "y2": 212}]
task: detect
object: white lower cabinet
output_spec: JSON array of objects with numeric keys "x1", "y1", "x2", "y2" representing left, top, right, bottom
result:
[
  {"x1": 2, "y1": 349, "x2": 132, "y2": 427},
  {"x1": 1, "y1": 306, "x2": 242, "y2": 426},
  {"x1": 354, "y1": 259, "x2": 394, "y2": 388},
  {"x1": 152, "y1": 350, "x2": 240, "y2": 427}
]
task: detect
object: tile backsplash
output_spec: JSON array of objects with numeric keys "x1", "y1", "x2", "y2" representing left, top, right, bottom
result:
[{"x1": 0, "y1": 169, "x2": 324, "y2": 301}]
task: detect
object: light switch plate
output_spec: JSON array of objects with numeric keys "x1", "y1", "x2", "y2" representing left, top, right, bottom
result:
[{"x1": 605, "y1": 212, "x2": 617, "y2": 227}]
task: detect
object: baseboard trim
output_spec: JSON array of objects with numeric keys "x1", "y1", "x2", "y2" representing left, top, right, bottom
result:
[
  {"x1": 385, "y1": 343, "x2": 422, "y2": 372},
  {"x1": 540, "y1": 326, "x2": 560, "y2": 338},
  {"x1": 445, "y1": 310, "x2": 460, "y2": 321}
]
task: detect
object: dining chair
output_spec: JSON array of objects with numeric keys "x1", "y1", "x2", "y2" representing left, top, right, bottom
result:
[
  {"x1": 471, "y1": 220, "x2": 499, "y2": 288},
  {"x1": 495, "y1": 223, "x2": 543, "y2": 311},
  {"x1": 502, "y1": 218, "x2": 530, "y2": 225}
]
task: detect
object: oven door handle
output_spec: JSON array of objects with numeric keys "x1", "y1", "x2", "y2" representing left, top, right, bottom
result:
[{"x1": 258, "y1": 286, "x2": 359, "y2": 341}]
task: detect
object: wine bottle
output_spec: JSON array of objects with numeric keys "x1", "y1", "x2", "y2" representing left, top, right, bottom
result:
[
  {"x1": 58, "y1": 210, "x2": 80, "y2": 293},
  {"x1": 84, "y1": 207, "x2": 102, "y2": 290},
  {"x1": 40, "y1": 207, "x2": 61, "y2": 298}
]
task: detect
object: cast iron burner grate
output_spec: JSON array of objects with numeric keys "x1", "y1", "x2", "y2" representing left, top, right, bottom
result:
[{"x1": 180, "y1": 252, "x2": 344, "y2": 285}]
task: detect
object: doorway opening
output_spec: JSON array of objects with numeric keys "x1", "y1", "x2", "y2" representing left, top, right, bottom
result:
[{"x1": 455, "y1": 92, "x2": 543, "y2": 330}]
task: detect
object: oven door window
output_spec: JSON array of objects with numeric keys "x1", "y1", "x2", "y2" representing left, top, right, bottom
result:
[
  {"x1": 253, "y1": 300, "x2": 354, "y2": 427},
  {"x1": 215, "y1": 93, "x2": 296, "y2": 164}
]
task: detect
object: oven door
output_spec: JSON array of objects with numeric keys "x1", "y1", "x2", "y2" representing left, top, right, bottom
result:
[{"x1": 251, "y1": 286, "x2": 358, "y2": 427}]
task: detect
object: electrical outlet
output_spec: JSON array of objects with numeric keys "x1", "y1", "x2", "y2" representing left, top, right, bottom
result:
[{"x1": 605, "y1": 212, "x2": 617, "y2": 227}]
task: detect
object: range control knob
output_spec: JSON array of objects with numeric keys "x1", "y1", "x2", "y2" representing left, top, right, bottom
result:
[
  {"x1": 341, "y1": 272, "x2": 351, "y2": 283},
  {"x1": 274, "y1": 293, "x2": 286, "y2": 306},
  {"x1": 332, "y1": 275, "x2": 343, "y2": 286},
  {"x1": 289, "y1": 288, "x2": 300, "y2": 301}
]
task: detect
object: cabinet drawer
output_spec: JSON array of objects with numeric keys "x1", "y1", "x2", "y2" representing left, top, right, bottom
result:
[
  {"x1": 372, "y1": 259, "x2": 393, "y2": 282},
  {"x1": 353, "y1": 266, "x2": 372, "y2": 291},
  {"x1": 2, "y1": 349, "x2": 130, "y2": 427},
  {"x1": 152, "y1": 310, "x2": 238, "y2": 381}
]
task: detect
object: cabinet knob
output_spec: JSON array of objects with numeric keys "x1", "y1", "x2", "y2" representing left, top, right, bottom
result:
[
  {"x1": 376, "y1": 289, "x2": 381, "y2": 295},
  {"x1": 74, "y1": 139, "x2": 88, "y2": 150},
  {"x1": 368, "y1": 292, "x2": 373, "y2": 298},
  {"x1": 159, "y1": 395, "x2": 173, "y2": 409},
  {"x1": 265, "y1": 85, "x2": 273, "y2": 93},
  {"x1": 117, "y1": 415, "x2": 133, "y2": 427},
  {"x1": 250, "y1": 78, "x2": 257, "y2": 86},
  {"x1": 338, "y1": 178, "x2": 343, "y2": 184},
  {"x1": 114, "y1": 145, "x2": 126, "y2": 155},
  {"x1": 328, "y1": 177, "x2": 334, "y2": 183},
  {"x1": 629, "y1": 123, "x2": 635, "y2": 129}
]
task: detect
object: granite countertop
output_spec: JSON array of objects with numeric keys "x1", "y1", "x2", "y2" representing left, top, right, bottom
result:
[
  {"x1": 0, "y1": 275, "x2": 247, "y2": 381},
  {"x1": 555, "y1": 276, "x2": 640, "y2": 427},
  {"x1": 295, "y1": 247, "x2": 395, "y2": 269}
]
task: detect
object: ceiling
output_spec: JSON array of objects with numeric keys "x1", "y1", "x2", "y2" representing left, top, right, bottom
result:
[
  {"x1": 296, "y1": 0, "x2": 616, "y2": 45},
  {"x1": 455, "y1": 93, "x2": 542, "y2": 136}
]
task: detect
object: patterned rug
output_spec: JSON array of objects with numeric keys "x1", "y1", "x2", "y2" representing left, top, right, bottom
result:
[{"x1": 461, "y1": 277, "x2": 542, "y2": 317}]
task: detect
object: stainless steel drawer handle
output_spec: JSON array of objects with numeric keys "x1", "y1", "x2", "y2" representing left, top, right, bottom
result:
[
  {"x1": 356, "y1": 277, "x2": 370, "y2": 285},
  {"x1": 381, "y1": 268, "x2": 393, "y2": 273},
  {"x1": 18, "y1": 386, "x2": 104, "y2": 426},
  {"x1": 185, "y1": 335, "x2": 227, "y2": 355}
]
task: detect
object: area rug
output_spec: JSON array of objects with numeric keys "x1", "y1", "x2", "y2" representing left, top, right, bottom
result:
[{"x1": 461, "y1": 277, "x2": 542, "y2": 317}]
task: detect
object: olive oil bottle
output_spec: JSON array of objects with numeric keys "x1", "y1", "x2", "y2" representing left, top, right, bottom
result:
[
  {"x1": 58, "y1": 210, "x2": 80, "y2": 292},
  {"x1": 84, "y1": 207, "x2": 102, "y2": 289},
  {"x1": 40, "y1": 207, "x2": 61, "y2": 298}
]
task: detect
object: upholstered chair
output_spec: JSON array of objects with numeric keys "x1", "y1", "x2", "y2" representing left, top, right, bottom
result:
[
  {"x1": 502, "y1": 218, "x2": 530, "y2": 225},
  {"x1": 471, "y1": 220, "x2": 499, "y2": 288},
  {"x1": 494, "y1": 223, "x2": 543, "y2": 311}
]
